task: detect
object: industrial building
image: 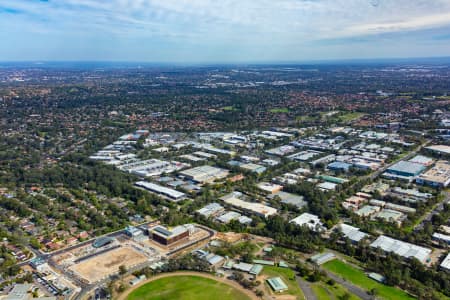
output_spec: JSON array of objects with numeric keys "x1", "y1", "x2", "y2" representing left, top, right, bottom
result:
[
  {"x1": 268, "y1": 191, "x2": 307, "y2": 209},
  {"x1": 315, "y1": 174, "x2": 348, "y2": 184},
  {"x1": 179, "y1": 165, "x2": 229, "y2": 183},
  {"x1": 440, "y1": 253, "x2": 450, "y2": 272},
  {"x1": 355, "y1": 205, "x2": 380, "y2": 217},
  {"x1": 288, "y1": 150, "x2": 323, "y2": 162},
  {"x1": 92, "y1": 237, "x2": 115, "y2": 248},
  {"x1": 290, "y1": 213, "x2": 325, "y2": 232},
  {"x1": 338, "y1": 224, "x2": 368, "y2": 243},
  {"x1": 383, "y1": 161, "x2": 426, "y2": 179},
  {"x1": 409, "y1": 155, "x2": 434, "y2": 166},
  {"x1": 328, "y1": 161, "x2": 352, "y2": 172},
  {"x1": 432, "y1": 232, "x2": 450, "y2": 245},
  {"x1": 196, "y1": 203, "x2": 224, "y2": 218},
  {"x1": 135, "y1": 181, "x2": 186, "y2": 201},
  {"x1": 239, "y1": 163, "x2": 267, "y2": 174},
  {"x1": 374, "y1": 209, "x2": 405, "y2": 224},
  {"x1": 416, "y1": 160, "x2": 450, "y2": 188},
  {"x1": 120, "y1": 159, "x2": 189, "y2": 177},
  {"x1": 370, "y1": 235, "x2": 432, "y2": 263},
  {"x1": 389, "y1": 187, "x2": 432, "y2": 203},
  {"x1": 4, "y1": 284, "x2": 56, "y2": 300},
  {"x1": 124, "y1": 226, "x2": 144, "y2": 238},
  {"x1": 149, "y1": 225, "x2": 192, "y2": 246},
  {"x1": 220, "y1": 192, "x2": 277, "y2": 218},
  {"x1": 216, "y1": 211, "x2": 241, "y2": 223},
  {"x1": 265, "y1": 145, "x2": 296, "y2": 156},
  {"x1": 257, "y1": 182, "x2": 283, "y2": 194},
  {"x1": 317, "y1": 182, "x2": 337, "y2": 191},
  {"x1": 426, "y1": 145, "x2": 450, "y2": 155}
]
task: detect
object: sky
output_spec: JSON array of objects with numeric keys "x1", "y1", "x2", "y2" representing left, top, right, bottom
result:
[{"x1": 1, "y1": 0, "x2": 450, "y2": 63}]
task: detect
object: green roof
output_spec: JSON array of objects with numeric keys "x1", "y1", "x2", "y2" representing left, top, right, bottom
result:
[
  {"x1": 278, "y1": 261, "x2": 289, "y2": 268},
  {"x1": 253, "y1": 259, "x2": 275, "y2": 266},
  {"x1": 267, "y1": 277, "x2": 288, "y2": 292},
  {"x1": 249, "y1": 264, "x2": 263, "y2": 275},
  {"x1": 223, "y1": 260, "x2": 235, "y2": 269}
]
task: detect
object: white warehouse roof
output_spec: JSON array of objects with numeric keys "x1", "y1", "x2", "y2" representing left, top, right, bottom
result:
[
  {"x1": 222, "y1": 196, "x2": 277, "y2": 218},
  {"x1": 339, "y1": 224, "x2": 368, "y2": 242},
  {"x1": 135, "y1": 181, "x2": 186, "y2": 201},
  {"x1": 440, "y1": 253, "x2": 450, "y2": 271},
  {"x1": 290, "y1": 213, "x2": 325, "y2": 232},
  {"x1": 370, "y1": 235, "x2": 431, "y2": 263}
]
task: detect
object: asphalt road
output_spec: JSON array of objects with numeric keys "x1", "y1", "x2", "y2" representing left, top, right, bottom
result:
[
  {"x1": 415, "y1": 191, "x2": 450, "y2": 231},
  {"x1": 296, "y1": 276, "x2": 317, "y2": 300}
]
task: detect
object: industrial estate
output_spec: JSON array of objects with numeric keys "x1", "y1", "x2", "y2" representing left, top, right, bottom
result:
[{"x1": 1, "y1": 63, "x2": 450, "y2": 300}]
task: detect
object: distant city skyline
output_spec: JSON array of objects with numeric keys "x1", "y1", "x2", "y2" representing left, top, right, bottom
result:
[{"x1": 1, "y1": 0, "x2": 450, "y2": 62}]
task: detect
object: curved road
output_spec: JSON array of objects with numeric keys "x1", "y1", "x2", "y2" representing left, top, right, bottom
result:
[{"x1": 296, "y1": 276, "x2": 317, "y2": 300}]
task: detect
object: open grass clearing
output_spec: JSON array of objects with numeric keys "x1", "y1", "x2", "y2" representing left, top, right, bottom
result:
[
  {"x1": 311, "y1": 282, "x2": 361, "y2": 300},
  {"x1": 323, "y1": 259, "x2": 414, "y2": 300}
]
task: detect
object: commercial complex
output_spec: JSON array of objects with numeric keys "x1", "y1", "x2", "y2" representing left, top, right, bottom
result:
[
  {"x1": 426, "y1": 145, "x2": 450, "y2": 155},
  {"x1": 196, "y1": 203, "x2": 224, "y2": 218},
  {"x1": 149, "y1": 225, "x2": 192, "y2": 246},
  {"x1": 338, "y1": 224, "x2": 368, "y2": 243},
  {"x1": 179, "y1": 165, "x2": 229, "y2": 183},
  {"x1": 416, "y1": 160, "x2": 450, "y2": 188},
  {"x1": 383, "y1": 161, "x2": 426, "y2": 180},
  {"x1": 370, "y1": 235, "x2": 431, "y2": 263},
  {"x1": 220, "y1": 192, "x2": 277, "y2": 218},
  {"x1": 290, "y1": 213, "x2": 325, "y2": 232},
  {"x1": 135, "y1": 181, "x2": 186, "y2": 201}
]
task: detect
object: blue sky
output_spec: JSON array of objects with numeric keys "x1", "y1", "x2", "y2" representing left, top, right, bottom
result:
[{"x1": 1, "y1": 0, "x2": 450, "y2": 62}]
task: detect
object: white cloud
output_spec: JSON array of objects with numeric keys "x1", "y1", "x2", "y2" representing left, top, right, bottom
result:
[
  {"x1": 1, "y1": 0, "x2": 450, "y2": 61},
  {"x1": 2, "y1": 0, "x2": 450, "y2": 40}
]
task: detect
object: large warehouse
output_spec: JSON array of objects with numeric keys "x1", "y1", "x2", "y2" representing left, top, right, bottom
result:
[
  {"x1": 383, "y1": 160, "x2": 426, "y2": 180},
  {"x1": 179, "y1": 165, "x2": 229, "y2": 183},
  {"x1": 221, "y1": 192, "x2": 277, "y2": 218},
  {"x1": 386, "y1": 161, "x2": 426, "y2": 177},
  {"x1": 370, "y1": 235, "x2": 431, "y2": 263},
  {"x1": 135, "y1": 181, "x2": 186, "y2": 201}
]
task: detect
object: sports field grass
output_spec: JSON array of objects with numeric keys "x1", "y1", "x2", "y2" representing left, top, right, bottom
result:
[
  {"x1": 126, "y1": 275, "x2": 251, "y2": 300},
  {"x1": 262, "y1": 266, "x2": 305, "y2": 299},
  {"x1": 323, "y1": 260, "x2": 414, "y2": 300}
]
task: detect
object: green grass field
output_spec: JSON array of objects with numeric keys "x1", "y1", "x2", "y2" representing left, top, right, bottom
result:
[
  {"x1": 262, "y1": 266, "x2": 305, "y2": 299},
  {"x1": 126, "y1": 275, "x2": 251, "y2": 300},
  {"x1": 222, "y1": 106, "x2": 235, "y2": 111},
  {"x1": 337, "y1": 112, "x2": 365, "y2": 122},
  {"x1": 270, "y1": 107, "x2": 290, "y2": 113},
  {"x1": 311, "y1": 282, "x2": 360, "y2": 300},
  {"x1": 323, "y1": 260, "x2": 414, "y2": 300}
]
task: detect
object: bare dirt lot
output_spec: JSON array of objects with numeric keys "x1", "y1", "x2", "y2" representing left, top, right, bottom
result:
[{"x1": 69, "y1": 246, "x2": 148, "y2": 283}]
